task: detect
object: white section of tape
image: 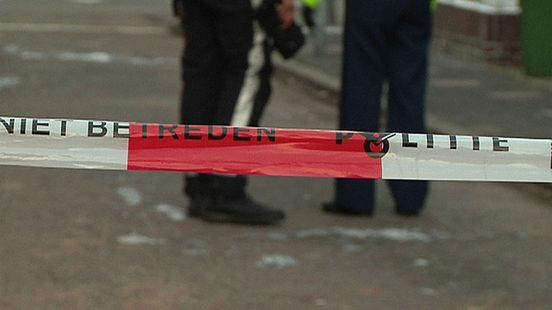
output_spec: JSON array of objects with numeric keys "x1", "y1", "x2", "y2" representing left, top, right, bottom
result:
[
  {"x1": 383, "y1": 134, "x2": 551, "y2": 182},
  {"x1": 0, "y1": 117, "x2": 128, "y2": 170}
]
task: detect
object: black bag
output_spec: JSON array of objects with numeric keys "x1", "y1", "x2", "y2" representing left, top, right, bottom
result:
[{"x1": 255, "y1": 0, "x2": 305, "y2": 59}]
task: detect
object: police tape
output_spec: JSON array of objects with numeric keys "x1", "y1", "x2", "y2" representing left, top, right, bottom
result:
[{"x1": 1, "y1": 116, "x2": 551, "y2": 183}]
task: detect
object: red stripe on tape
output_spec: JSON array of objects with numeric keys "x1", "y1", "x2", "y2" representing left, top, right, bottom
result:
[{"x1": 127, "y1": 123, "x2": 383, "y2": 178}]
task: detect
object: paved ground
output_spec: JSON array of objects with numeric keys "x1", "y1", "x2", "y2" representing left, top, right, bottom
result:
[{"x1": 1, "y1": 1, "x2": 551, "y2": 309}]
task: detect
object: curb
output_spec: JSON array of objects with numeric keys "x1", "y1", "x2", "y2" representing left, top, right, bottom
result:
[{"x1": 274, "y1": 57, "x2": 340, "y2": 94}]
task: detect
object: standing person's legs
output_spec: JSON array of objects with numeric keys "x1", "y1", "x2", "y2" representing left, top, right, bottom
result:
[
  {"x1": 208, "y1": 7, "x2": 254, "y2": 207},
  {"x1": 187, "y1": 6, "x2": 283, "y2": 225},
  {"x1": 207, "y1": 6, "x2": 255, "y2": 203},
  {"x1": 180, "y1": 0, "x2": 222, "y2": 125},
  {"x1": 180, "y1": 0, "x2": 222, "y2": 212},
  {"x1": 327, "y1": 0, "x2": 387, "y2": 215},
  {"x1": 387, "y1": 0, "x2": 432, "y2": 215}
]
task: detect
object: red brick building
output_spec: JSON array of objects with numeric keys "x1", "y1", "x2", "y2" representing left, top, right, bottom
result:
[{"x1": 434, "y1": 0, "x2": 522, "y2": 65}]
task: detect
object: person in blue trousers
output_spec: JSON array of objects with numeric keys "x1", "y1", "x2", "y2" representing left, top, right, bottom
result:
[{"x1": 324, "y1": 0, "x2": 432, "y2": 217}]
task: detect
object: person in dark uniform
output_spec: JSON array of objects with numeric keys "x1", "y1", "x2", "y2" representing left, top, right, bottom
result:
[
  {"x1": 324, "y1": 0, "x2": 432, "y2": 217},
  {"x1": 173, "y1": 0, "x2": 302, "y2": 225}
]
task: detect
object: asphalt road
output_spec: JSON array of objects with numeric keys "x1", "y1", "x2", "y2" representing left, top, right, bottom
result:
[{"x1": 1, "y1": 1, "x2": 551, "y2": 309}]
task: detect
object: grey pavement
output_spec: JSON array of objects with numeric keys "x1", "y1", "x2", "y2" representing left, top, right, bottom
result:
[{"x1": 1, "y1": 1, "x2": 552, "y2": 309}]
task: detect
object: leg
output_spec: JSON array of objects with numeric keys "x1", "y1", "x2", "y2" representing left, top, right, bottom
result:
[
  {"x1": 180, "y1": 0, "x2": 221, "y2": 126},
  {"x1": 191, "y1": 10, "x2": 283, "y2": 224},
  {"x1": 331, "y1": 0, "x2": 388, "y2": 215},
  {"x1": 212, "y1": 7, "x2": 254, "y2": 125},
  {"x1": 199, "y1": 5, "x2": 254, "y2": 202},
  {"x1": 180, "y1": 1, "x2": 222, "y2": 202},
  {"x1": 387, "y1": 0, "x2": 432, "y2": 214}
]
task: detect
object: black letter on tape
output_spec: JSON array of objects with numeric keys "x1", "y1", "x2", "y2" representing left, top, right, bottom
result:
[
  {"x1": 88, "y1": 121, "x2": 108, "y2": 137},
  {"x1": 493, "y1": 137, "x2": 509, "y2": 152},
  {"x1": 472, "y1": 136, "x2": 480, "y2": 151},
  {"x1": 61, "y1": 120, "x2": 67, "y2": 136},
  {"x1": 362, "y1": 133, "x2": 392, "y2": 159},
  {"x1": 142, "y1": 124, "x2": 148, "y2": 138},
  {"x1": 233, "y1": 128, "x2": 251, "y2": 142},
  {"x1": 257, "y1": 128, "x2": 276, "y2": 142},
  {"x1": 184, "y1": 125, "x2": 202, "y2": 140},
  {"x1": 20, "y1": 119, "x2": 27, "y2": 134},
  {"x1": 402, "y1": 133, "x2": 418, "y2": 148},
  {"x1": 114, "y1": 122, "x2": 130, "y2": 138},
  {"x1": 450, "y1": 135, "x2": 457, "y2": 150},
  {"x1": 426, "y1": 134, "x2": 434, "y2": 149},
  {"x1": 0, "y1": 118, "x2": 15, "y2": 134},
  {"x1": 160, "y1": 124, "x2": 179, "y2": 140},
  {"x1": 336, "y1": 132, "x2": 354, "y2": 145},
  {"x1": 32, "y1": 119, "x2": 50, "y2": 136},
  {"x1": 208, "y1": 126, "x2": 227, "y2": 140}
]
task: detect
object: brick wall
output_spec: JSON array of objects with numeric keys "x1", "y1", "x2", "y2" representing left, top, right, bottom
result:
[{"x1": 434, "y1": 2, "x2": 522, "y2": 65}]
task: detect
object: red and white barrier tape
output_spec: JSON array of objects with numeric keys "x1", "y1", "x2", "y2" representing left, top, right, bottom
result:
[{"x1": 1, "y1": 116, "x2": 551, "y2": 182}]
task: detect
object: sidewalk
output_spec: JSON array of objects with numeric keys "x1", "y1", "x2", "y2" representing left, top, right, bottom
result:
[{"x1": 276, "y1": 33, "x2": 552, "y2": 140}]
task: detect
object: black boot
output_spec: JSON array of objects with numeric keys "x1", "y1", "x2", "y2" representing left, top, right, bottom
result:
[
  {"x1": 184, "y1": 174, "x2": 215, "y2": 217},
  {"x1": 187, "y1": 195, "x2": 215, "y2": 217},
  {"x1": 196, "y1": 175, "x2": 285, "y2": 225},
  {"x1": 395, "y1": 206, "x2": 421, "y2": 217},
  {"x1": 201, "y1": 195, "x2": 285, "y2": 225}
]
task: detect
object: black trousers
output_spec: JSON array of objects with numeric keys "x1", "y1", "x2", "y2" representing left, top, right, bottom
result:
[
  {"x1": 336, "y1": 0, "x2": 432, "y2": 213},
  {"x1": 180, "y1": 0, "x2": 273, "y2": 199}
]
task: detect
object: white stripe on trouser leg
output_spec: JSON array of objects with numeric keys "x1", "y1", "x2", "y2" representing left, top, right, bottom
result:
[{"x1": 230, "y1": 24, "x2": 266, "y2": 127}]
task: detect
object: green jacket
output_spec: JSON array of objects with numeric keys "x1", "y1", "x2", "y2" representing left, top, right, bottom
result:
[{"x1": 303, "y1": 0, "x2": 321, "y2": 9}]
